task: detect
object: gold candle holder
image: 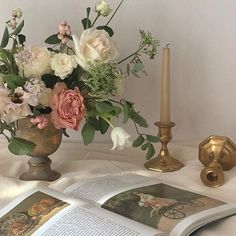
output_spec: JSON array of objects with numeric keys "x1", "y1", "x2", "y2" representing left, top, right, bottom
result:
[{"x1": 144, "y1": 121, "x2": 184, "y2": 172}]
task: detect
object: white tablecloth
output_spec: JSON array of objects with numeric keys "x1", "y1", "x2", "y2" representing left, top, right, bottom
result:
[{"x1": 0, "y1": 140, "x2": 235, "y2": 235}]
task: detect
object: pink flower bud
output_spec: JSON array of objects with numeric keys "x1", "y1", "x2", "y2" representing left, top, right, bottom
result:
[
  {"x1": 65, "y1": 25, "x2": 70, "y2": 31},
  {"x1": 60, "y1": 20, "x2": 67, "y2": 26}
]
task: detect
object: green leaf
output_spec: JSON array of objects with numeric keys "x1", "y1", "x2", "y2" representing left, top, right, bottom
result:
[
  {"x1": 132, "y1": 135, "x2": 145, "y2": 147},
  {"x1": 5, "y1": 74, "x2": 25, "y2": 90},
  {"x1": 81, "y1": 18, "x2": 92, "y2": 29},
  {"x1": 146, "y1": 143, "x2": 155, "y2": 160},
  {"x1": 1, "y1": 26, "x2": 9, "y2": 48},
  {"x1": 97, "y1": 26, "x2": 114, "y2": 37},
  {"x1": 130, "y1": 110, "x2": 148, "y2": 128},
  {"x1": 146, "y1": 135, "x2": 159, "y2": 143},
  {"x1": 12, "y1": 20, "x2": 24, "y2": 35},
  {"x1": 45, "y1": 34, "x2": 61, "y2": 44},
  {"x1": 132, "y1": 62, "x2": 144, "y2": 73},
  {"x1": 95, "y1": 101, "x2": 114, "y2": 113},
  {"x1": 86, "y1": 7, "x2": 91, "y2": 16},
  {"x1": 81, "y1": 122, "x2": 96, "y2": 145},
  {"x1": 18, "y1": 34, "x2": 26, "y2": 45},
  {"x1": 8, "y1": 137, "x2": 36, "y2": 155},
  {"x1": 41, "y1": 74, "x2": 59, "y2": 88},
  {"x1": 123, "y1": 100, "x2": 130, "y2": 123},
  {"x1": 99, "y1": 117, "x2": 109, "y2": 134},
  {"x1": 88, "y1": 117, "x2": 100, "y2": 131},
  {"x1": 141, "y1": 143, "x2": 149, "y2": 151}
]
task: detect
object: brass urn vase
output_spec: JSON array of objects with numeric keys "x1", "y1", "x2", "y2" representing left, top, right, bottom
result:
[{"x1": 16, "y1": 116, "x2": 62, "y2": 181}]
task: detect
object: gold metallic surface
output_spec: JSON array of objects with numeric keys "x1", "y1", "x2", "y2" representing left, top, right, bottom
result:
[
  {"x1": 144, "y1": 122, "x2": 184, "y2": 172},
  {"x1": 16, "y1": 116, "x2": 62, "y2": 181},
  {"x1": 199, "y1": 135, "x2": 236, "y2": 187}
]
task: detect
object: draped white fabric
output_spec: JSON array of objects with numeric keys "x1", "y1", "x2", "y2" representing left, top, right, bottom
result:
[{"x1": 0, "y1": 140, "x2": 235, "y2": 236}]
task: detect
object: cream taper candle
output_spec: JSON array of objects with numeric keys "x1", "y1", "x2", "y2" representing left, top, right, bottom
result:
[{"x1": 160, "y1": 45, "x2": 170, "y2": 124}]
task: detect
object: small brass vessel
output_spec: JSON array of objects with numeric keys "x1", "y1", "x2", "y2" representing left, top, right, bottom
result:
[
  {"x1": 145, "y1": 122, "x2": 184, "y2": 172},
  {"x1": 199, "y1": 135, "x2": 236, "y2": 187},
  {"x1": 16, "y1": 116, "x2": 62, "y2": 181}
]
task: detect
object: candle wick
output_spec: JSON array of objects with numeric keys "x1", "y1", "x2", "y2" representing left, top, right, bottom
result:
[{"x1": 166, "y1": 44, "x2": 170, "y2": 48}]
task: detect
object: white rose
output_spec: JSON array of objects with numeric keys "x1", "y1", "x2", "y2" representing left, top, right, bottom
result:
[
  {"x1": 111, "y1": 127, "x2": 132, "y2": 150},
  {"x1": 15, "y1": 46, "x2": 52, "y2": 79},
  {"x1": 96, "y1": 0, "x2": 112, "y2": 17},
  {"x1": 50, "y1": 53, "x2": 77, "y2": 79},
  {"x1": 73, "y1": 28, "x2": 119, "y2": 69}
]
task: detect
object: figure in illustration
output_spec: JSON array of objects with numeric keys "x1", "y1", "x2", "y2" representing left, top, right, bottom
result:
[{"x1": 134, "y1": 192, "x2": 178, "y2": 218}]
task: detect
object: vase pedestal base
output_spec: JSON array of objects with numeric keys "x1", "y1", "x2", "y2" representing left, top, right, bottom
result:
[
  {"x1": 145, "y1": 155, "x2": 184, "y2": 172},
  {"x1": 20, "y1": 156, "x2": 61, "y2": 182}
]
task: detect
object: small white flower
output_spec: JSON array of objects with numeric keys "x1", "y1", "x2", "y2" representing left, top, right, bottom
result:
[
  {"x1": 111, "y1": 127, "x2": 132, "y2": 150},
  {"x1": 12, "y1": 8, "x2": 23, "y2": 18},
  {"x1": 7, "y1": 18, "x2": 17, "y2": 30},
  {"x1": 50, "y1": 53, "x2": 77, "y2": 79},
  {"x1": 96, "y1": 0, "x2": 112, "y2": 17}
]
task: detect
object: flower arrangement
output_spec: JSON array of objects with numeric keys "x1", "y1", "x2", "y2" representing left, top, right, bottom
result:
[{"x1": 0, "y1": 1, "x2": 159, "y2": 159}]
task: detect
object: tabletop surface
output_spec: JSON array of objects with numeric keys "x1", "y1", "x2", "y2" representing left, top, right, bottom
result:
[{"x1": 0, "y1": 139, "x2": 235, "y2": 236}]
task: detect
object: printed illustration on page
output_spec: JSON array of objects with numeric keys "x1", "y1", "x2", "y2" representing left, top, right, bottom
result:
[
  {"x1": 0, "y1": 191, "x2": 69, "y2": 236},
  {"x1": 102, "y1": 183, "x2": 226, "y2": 233}
]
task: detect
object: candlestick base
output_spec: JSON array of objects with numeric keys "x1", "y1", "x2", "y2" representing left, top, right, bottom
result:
[{"x1": 144, "y1": 122, "x2": 184, "y2": 172}]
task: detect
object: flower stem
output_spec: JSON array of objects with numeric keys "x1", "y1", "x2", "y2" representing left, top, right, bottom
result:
[
  {"x1": 91, "y1": 13, "x2": 100, "y2": 27},
  {"x1": 100, "y1": 116, "x2": 114, "y2": 128},
  {"x1": 105, "y1": 0, "x2": 125, "y2": 26},
  {"x1": 117, "y1": 44, "x2": 145, "y2": 64}
]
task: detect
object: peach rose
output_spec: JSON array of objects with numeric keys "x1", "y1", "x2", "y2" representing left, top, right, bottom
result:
[{"x1": 49, "y1": 82, "x2": 84, "y2": 130}]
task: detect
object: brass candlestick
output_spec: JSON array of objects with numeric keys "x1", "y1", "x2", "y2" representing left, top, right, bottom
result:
[
  {"x1": 199, "y1": 135, "x2": 236, "y2": 187},
  {"x1": 144, "y1": 121, "x2": 184, "y2": 172}
]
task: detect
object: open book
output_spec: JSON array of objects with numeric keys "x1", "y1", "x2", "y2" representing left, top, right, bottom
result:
[{"x1": 0, "y1": 173, "x2": 235, "y2": 236}]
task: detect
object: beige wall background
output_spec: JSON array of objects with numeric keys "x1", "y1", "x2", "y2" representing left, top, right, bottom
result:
[{"x1": 1, "y1": 0, "x2": 236, "y2": 143}]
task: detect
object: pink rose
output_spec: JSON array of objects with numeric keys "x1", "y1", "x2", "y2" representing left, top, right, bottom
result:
[{"x1": 49, "y1": 82, "x2": 85, "y2": 130}]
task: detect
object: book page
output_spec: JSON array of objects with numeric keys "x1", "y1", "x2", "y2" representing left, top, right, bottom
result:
[
  {"x1": 64, "y1": 173, "x2": 159, "y2": 205},
  {"x1": 0, "y1": 188, "x2": 162, "y2": 236},
  {"x1": 64, "y1": 173, "x2": 236, "y2": 236},
  {"x1": 35, "y1": 204, "x2": 162, "y2": 236}
]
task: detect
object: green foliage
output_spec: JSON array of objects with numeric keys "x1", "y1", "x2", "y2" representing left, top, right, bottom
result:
[
  {"x1": 1, "y1": 26, "x2": 9, "y2": 48},
  {"x1": 130, "y1": 110, "x2": 148, "y2": 128},
  {"x1": 82, "y1": 121, "x2": 96, "y2": 145},
  {"x1": 45, "y1": 34, "x2": 61, "y2": 44},
  {"x1": 132, "y1": 135, "x2": 144, "y2": 147},
  {"x1": 86, "y1": 63, "x2": 122, "y2": 97},
  {"x1": 97, "y1": 26, "x2": 114, "y2": 37},
  {"x1": 146, "y1": 143, "x2": 155, "y2": 160},
  {"x1": 82, "y1": 7, "x2": 92, "y2": 29},
  {"x1": 41, "y1": 74, "x2": 59, "y2": 88},
  {"x1": 8, "y1": 137, "x2": 36, "y2": 155},
  {"x1": 99, "y1": 117, "x2": 109, "y2": 134},
  {"x1": 12, "y1": 20, "x2": 24, "y2": 35},
  {"x1": 4, "y1": 74, "x2": 25, "y2": 90}
]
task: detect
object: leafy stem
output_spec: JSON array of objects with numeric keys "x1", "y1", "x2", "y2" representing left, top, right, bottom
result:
[{"x1": 117, "y1": 44, "x2": 146, "y2": 64}]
